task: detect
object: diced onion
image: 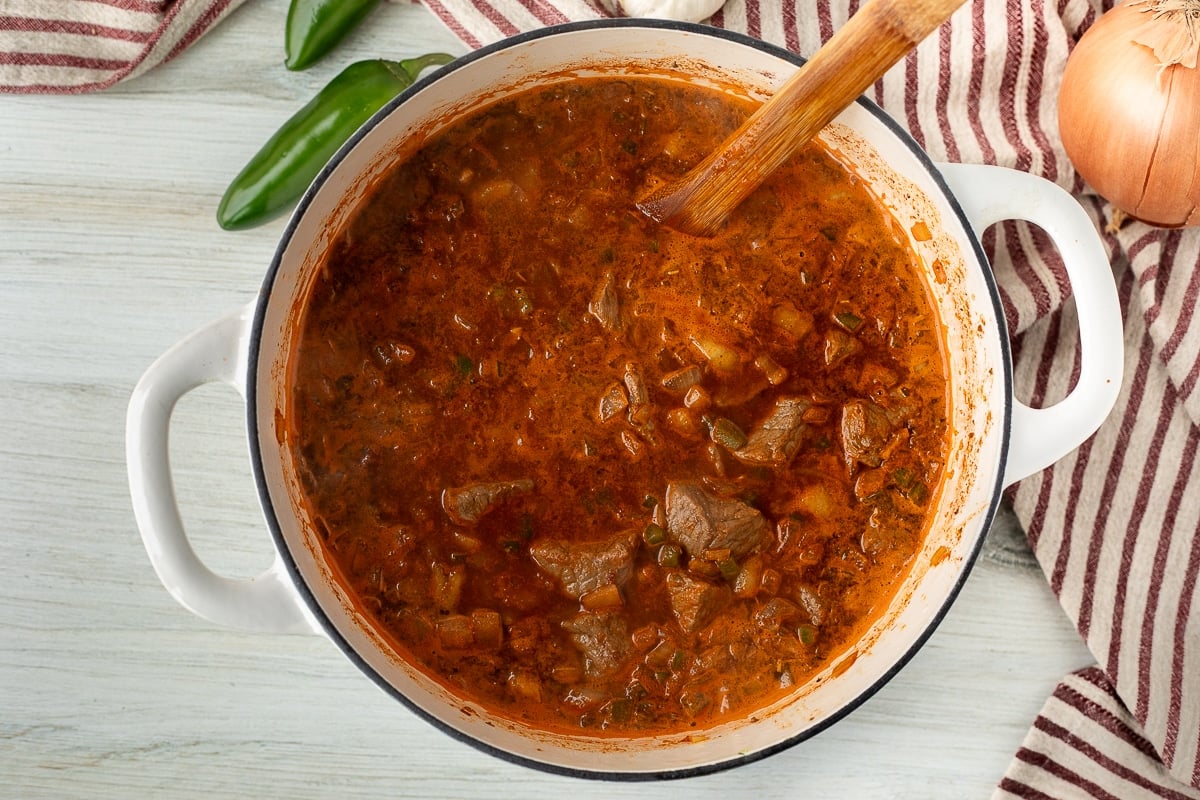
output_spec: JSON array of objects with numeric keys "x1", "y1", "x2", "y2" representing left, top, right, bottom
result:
[{"x1": 689, "y1": 334, "x2": 741, "y2": 372}]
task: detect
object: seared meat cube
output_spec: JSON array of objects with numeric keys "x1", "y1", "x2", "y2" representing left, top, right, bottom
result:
[
  {"x1": 732, "y1": 396, "x2": 810, "y2": 467},
  {"x1": 666, "y1": 571, "x2": 731, "y2": 634},
  {"x1": 840, "y1": 399, "x2": 896, "y2": 468},
  {"x1": 562, "y1": 611, "x2": 630, "y2": 678},
  {"x1": 442, "y1": 479, "x2": 534, "y2": 525},
  {"x1": 664, "y1": 481, "x2": 770, "y2": 560},
  {"x1": 530, "y1": 531, "x2": 638, "y2": 600},
  {"x1": 753, "y1": 597, "x2": 802, "y2": 632},
  {"x1": 588, "y1": 271, "x2": 621, "y2": 330}
]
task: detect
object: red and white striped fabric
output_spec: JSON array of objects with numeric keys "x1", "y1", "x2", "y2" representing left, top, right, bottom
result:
[
  {"x1": 999, "y1": 668, "x2": 1200, "y2": 799},
  {"x1": 6, "y1": 0, "x2": 1199, "y2": 794},
  {"x1": 0, "y1": 0, "x2": 246, "y2": 93}
]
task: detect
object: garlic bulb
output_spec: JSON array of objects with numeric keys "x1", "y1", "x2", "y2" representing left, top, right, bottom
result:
[{"x1": 600, "y1": 0, "x2": 726, "y2": 23}]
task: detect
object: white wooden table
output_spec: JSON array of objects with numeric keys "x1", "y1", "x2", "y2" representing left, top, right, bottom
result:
[{"x1": 0, "y1": 2, "x2": 1095, "y2": 796}]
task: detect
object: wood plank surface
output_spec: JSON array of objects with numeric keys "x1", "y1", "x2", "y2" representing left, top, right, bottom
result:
[{"x1": 0, "y1": 2, "x2": 1094, "y2": 797}]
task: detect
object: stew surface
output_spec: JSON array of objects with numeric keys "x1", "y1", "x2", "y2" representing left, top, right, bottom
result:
[{"x1": 289, "y1": 76, "x2": 949, "y2": 736}]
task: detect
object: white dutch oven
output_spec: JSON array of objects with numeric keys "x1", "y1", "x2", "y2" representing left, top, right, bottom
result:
[{"x1": 127, "y1": 20, "x2": 1123, "y2": 779}]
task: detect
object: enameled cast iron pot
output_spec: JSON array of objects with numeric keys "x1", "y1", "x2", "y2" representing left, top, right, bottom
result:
[{"x1": 127, "y1": 20, "x2": 1124, "y2": 780}]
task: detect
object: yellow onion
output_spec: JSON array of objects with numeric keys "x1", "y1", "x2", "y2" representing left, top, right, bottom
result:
[{"x1": 1058, "y1": 0, "x2": 1200, "y2": 227}]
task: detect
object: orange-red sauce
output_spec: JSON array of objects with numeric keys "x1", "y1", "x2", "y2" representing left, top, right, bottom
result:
[{"x1": 288, "y1": 76, "x2": 948, "y2": 735}]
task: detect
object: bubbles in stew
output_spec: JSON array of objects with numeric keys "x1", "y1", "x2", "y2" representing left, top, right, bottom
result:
[{"x1": 289, "y1": 76, "x2": 949, "y2": 736}]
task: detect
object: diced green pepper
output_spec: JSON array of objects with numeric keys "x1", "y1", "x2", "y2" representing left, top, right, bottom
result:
[
  {"x1": 834, "y1": 310, "x2": 864, "y2": 332},
  {"x1": 607, "y1": 698, "x2": 633, "y2": 723},
  {"x1": 709, "y1": 417, "x2": 748, "y2": 450},
  {"x1": 717, "y1": 557, "x2": 740, "y2": 581},
  {"x1": 657, "y1": 543, "x2": 681, "y2": 568},
  {"x1": 642, "y1": 523, "x2": 667, "y2": 546}
]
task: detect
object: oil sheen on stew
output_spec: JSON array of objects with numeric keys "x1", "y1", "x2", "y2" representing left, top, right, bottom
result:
[{"x1": 289, "y1": 76, "x2": 949, "y2": 736}]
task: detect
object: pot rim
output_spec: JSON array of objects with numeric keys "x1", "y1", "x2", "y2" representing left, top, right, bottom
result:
[{"x1": 244, "y1": 18, "x2": 1011, "y2": 781}]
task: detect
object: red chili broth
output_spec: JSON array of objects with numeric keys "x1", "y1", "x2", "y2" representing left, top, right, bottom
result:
[{"x1": 287, "y1": 75, "x2": 950, "y2": 736}]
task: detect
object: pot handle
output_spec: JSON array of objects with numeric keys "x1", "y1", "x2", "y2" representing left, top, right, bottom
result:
[
  {"x1": 938, "y1": 163, "x2": 1123, "y2": 486},
  {"x1": 126, "y1": 304, "x2": 320, "y2": 635}
]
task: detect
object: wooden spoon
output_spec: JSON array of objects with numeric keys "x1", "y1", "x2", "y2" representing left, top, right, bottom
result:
[{"x1": 638, "y1": 0, "x2": 967, "y2": 237}]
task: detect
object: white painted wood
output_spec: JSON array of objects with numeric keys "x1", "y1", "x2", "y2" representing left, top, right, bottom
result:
[{"x1": 0, "y1": 2, "x2": 1095, "y2": 796}]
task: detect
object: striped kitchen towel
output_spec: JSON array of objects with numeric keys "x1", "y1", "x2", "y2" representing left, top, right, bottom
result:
[
  {"x1": 0, "y1": 0, "x2": 246, "y2": 93},
  {"x1": 998, "y1": 668, "x2": 1200, "y2": 799},
  {"x1": 6, "y1": 0, "x2": 1198, "y2": 795}
]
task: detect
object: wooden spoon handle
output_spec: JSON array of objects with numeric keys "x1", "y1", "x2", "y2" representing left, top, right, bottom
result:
[{"x1": 640, "y1": 0, "x2": 967, "y2": 236}]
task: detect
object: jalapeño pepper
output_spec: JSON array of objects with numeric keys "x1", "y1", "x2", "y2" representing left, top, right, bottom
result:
[
  {"x1": 285, "y1": 0, "x2": 381, "y2": 71},
  {"x1": 216, "y1": 53, "x2": 454, "y2": 231}
]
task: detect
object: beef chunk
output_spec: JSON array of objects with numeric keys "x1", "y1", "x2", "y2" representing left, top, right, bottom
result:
[
  {"x1": 664, "y1": 481, "x2": 770, "y2": 560},
  {"x1": 441, "y1": 479, "x2": 534, "y2": 525},
  {"x1": 732, "y1": 396, "x2": 810, "y2": 467},
  {"x1": 529, "y1": 531, "x2": 638, "y2": 600},
  {"x1": 588, "y1": 271, "x2": 621, "y2": 330},
  {"x1": 840, "y1": 399, "x2": 896, "y2": 468},
  {"x1": 562, "y1": 611, "x2": 630, "y2": 678},
  {"x1": 666, "y1": 571, "x2": 731, "y2": 634},
  {"x1": 753, "y1": 597, "x2": 803, "y2": 633}
]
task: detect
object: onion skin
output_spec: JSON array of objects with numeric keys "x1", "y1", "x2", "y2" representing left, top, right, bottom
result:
[{"x1": 1058, "y1": 1, "x2": 1200, "y2": 228}]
